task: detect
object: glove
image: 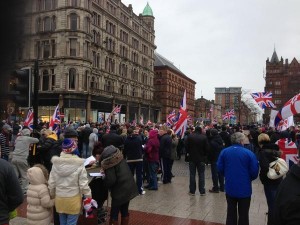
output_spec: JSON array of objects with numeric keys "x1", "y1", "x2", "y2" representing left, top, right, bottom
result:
[
  {"x1": 9, "y1": 209, "x2": 17, "y2": 219},
  {"x1": 83, "y1": 197, "x2": 98, "y2": 218}
]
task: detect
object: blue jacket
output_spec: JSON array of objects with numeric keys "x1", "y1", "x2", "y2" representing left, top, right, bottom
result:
[{"x1": 217, "y1": 144, "x2": 259, "y2": 198}]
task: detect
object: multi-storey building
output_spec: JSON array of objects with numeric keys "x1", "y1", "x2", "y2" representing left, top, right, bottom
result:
[
  {"x1": 5, "y1": 0, "x2": 160, "y2": 123},
  {"x1": 194, "y1": 97, "x2": 222, "y2": 125},
  {"x1": 264, "y1": 49, "x2": 300, "y2": 123},
  {"x1": 154, "y1": 52, "x2": 196, "y2": 123},
  {"x1": 215, "y1": 87, "x2": 242, "y2": 123}
]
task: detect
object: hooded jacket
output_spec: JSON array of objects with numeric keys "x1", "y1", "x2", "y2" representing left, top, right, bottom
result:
[
  {"x1": 145, "y1": 130, "x2": 160, "y2": 163},
  {"x1": 12, "y1": 135, "x2": 39, "y2": 160},
  {"x1": 27, "y1": 167, "x2": 54, "y2": 225}
]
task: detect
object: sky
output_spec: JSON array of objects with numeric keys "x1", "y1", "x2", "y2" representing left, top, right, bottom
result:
[{"x1": 122, "y1": 0, "x2": 300, "y2": 102}]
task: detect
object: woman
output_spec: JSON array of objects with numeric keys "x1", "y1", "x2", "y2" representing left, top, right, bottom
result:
[
  {"x1": 100, "y1": 145, "x2": 138, "y2": 225},
  {"x1": 258, "y1": 133, "x2": 282, "y2": 225}
]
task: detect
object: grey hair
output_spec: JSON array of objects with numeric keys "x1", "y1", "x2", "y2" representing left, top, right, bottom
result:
[{"x1": 231, "y1": 132, "x2": 245, "y2": 144}]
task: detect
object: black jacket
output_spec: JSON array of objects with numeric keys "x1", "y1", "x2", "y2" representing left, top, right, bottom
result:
[
  {"x1": 219, "y1": 131, "x2": 231, "y2": 147},
  {"x1": 102, "y1": 130, "x2": 124, "y2": 149},
  {"x1": 208, "y1": 135, "x2": 224, "y2": 162},
  {"x1": 123, "y1": 135, "x2": 143, "y2": 160},
  {"x1": 274, "y1": 164, "x2": 300, "y2": 225},
  {"x1": 185, "y1": 131, "x2": 209, "y2": 163},
  {"x1": 0, "y1": 159, "x2": 23, "y2": 224},
  {"x1": 159, "y1": 133, "x2": 172, "y2": 159}
]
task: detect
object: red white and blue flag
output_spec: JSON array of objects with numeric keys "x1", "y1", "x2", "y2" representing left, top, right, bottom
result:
[
  {"x1": 111, "y1": 105, "x2": 121, "y2": 115},
  {"x1": 251, "y1": 92, "x2": 276, "y2": 109},
  {"x1": 166, "y1": 109, "x2": 177, "y2": 127},
  {"x1": 222, "y1": 109, "x2": 235, "y2": 120},
  {"x1": 24, "y1": 108, "x2": 34, "y2": 130},
  {"x1": 49, "y1": 104, "x2": 61, "y2": 131},
  {"x1": 173, "y1": 90, "x2": 188, "y2": 139},
  {"x1": 276, "y1": 138, "x2": 298, "y2": 168}
]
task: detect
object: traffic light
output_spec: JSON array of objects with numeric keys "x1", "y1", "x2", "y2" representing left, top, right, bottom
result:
[{"x1": 9, "y1": 68, "x2": 31, "y2": 107}]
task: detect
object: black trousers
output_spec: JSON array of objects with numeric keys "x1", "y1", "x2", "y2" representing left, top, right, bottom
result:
[{"x1": 226, "y1": 195, "x2": 251, "y2": 225}]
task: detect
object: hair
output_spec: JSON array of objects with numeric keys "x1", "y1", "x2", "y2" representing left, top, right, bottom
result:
[
  {"x1": 33, "y1": 164, "x2": 49, "y2": 180},
  {"x1": 160, "y1": 125, "x2": 168, "y2": 132},
  {"x1": 92, "y1": 141, "x2": 104, "y2": 156},
  {"x1": 194, "y1": 126, "x2": 202, "y2": 133},
  {"x1": 258, "y1": 133, "x2": 270, "y2": 145},
  {"x1": 230, "y1": 132, "x2": 245, "y2": 144},
  {"x1": 127, "y1": 127, "x2": 134, "y2": 135},
  {"x1": 43, "y1": 129, "x2": 54, "y2": 136}
]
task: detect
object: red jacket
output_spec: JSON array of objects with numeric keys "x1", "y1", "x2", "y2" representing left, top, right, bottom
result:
[{"x1": 145, "y1": 130, "x2": 160, "y2": 163}]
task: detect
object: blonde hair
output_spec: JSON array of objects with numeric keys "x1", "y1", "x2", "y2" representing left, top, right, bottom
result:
[
  {"x1": 258, "y1": 133, "x2": 270, "y2": 144},
  {"x1": 43, "y1": 129, "x2": 55, "y2": 136}
]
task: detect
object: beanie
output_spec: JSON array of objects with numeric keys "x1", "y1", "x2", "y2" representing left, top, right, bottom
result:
[
  {"x1": 64, "y1": 127, "x2": 78, "y2": 138},
  {"x1": 62, "y1": 138, "x2": 77, "y2": 154}
]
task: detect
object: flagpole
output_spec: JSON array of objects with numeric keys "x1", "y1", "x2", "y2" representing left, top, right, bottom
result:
[{"x1": 33, "y1": 60, "x2": 39, "y2": 130}]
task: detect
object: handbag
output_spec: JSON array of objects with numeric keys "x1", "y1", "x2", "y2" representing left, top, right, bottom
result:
[{"x1": 267, "y1": 158, "x2": 288, "y2": 179}]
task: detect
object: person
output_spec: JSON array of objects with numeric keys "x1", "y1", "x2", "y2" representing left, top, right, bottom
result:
[
  {"x1": 0, "y1": 124, "x2": 12, "y2": 161},
  {"x1": 217, "y1": 132, "x2": 259, "y2": 225},
  {"x1": 123, "y1": 127, "x2": 145, "y2": 195},
  {"x1": 208, "y1": 128, "x2": 224, "y2": 193},
  {"x1": 257, "y1": 133, "x2": 282, "y2": 225},
  {"x1": 101, "y1": 124, "x2": 124, "y2": 149},
  {"x1": 185, "y1": 126, "x2": 209, "y2": 196},
  {"x1": 144, "y1": 129, "x2": 160, "y2": 190},
  {"x1": 100, "y1": 145, "x2": 139, "y2": 225},
  {"x1": 274, "y1": 161, "x2": 300, "y2": 225},
  {"x1": 11, "y1": 128, "x2": 39, "y2": 194},
  {"x1": 168, "y1": 129, "x2": 178, "y2": 178},
  {"x1": 48, "y1": 138, "x2": 92, "y2": 225},
  {"x1": 158, "y1": 125, "x2": 173, "y2": 184},
  {"x1": 81, "y1": 124, "x2": 93, "y2": 158},
  {"x1": 88, "y1": 128, "x2": 98, "y2": 158},
  {"x1": 27, "y1": 164, "x2": 54, "y2": 225},
  {"x1": 219, "y1": 125, "x2": 231, "y2": 148},
  {"x1": 0, "y1": 157, "x2": 24, "y2": 225}
]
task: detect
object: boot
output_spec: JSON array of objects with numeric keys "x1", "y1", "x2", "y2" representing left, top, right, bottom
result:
[
  {"x1": 109, "y1": 219, "x2": 119, "y2": 225},
  {"x1": 121, "y1": 216, "x2": 129, "y2": 225}
]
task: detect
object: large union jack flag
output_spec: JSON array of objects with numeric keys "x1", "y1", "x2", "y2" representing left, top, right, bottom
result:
[
  {"x1": 49, "y1": 104, "x2": 61, "y2": 131},
  {"x1": 173, "y1": 90, "x2": 188, "y2": 139},
  {"x1": 166, "y1": 109, "x2": 177, "y2": 127},
  {"x1": 24, "y1": 108, "x2": 34, "y2": 130},
  {"x1": 251, "y1": 92, "x2": 276, "y2": 109},
  {"x1": 222, "y1": 109, "x2": 235, "y2": 120}
]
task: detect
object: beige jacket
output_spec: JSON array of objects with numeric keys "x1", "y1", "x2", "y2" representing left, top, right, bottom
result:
[{"x1": 27, "y1": 167, "x2": 54, "y2": 225}]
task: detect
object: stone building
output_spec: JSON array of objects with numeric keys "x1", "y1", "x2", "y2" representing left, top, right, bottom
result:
[
  {"x1": 154, "y1": 52, "x2": 196, "y2": 123},
  {"x1": 264, "y1": 49, "x2": 300, "y2": 123},
  {"x1": 8, "y1": 0, "x2": 160, "y2": 123}
]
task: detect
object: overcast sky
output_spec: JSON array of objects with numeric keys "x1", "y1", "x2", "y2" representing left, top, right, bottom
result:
[{"x1": 122, "y1": 0, "x2": 300, "y2": 101}]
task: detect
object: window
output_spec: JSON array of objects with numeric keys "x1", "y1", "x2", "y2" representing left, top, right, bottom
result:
[
  {"x1": 51, "y1": 69, "x2": 55, "y2": 90},
  {"x1": 51, "y1": 39, "x2": 56, "y2": 57},
  {"x1": 42, "y1": 70, "x2": 49, "y2": 91},
  {"x1": 84, "y1": 17, "x2": 90, "y2": 33},
  {"x1": 90, "y1": 77, "x2": 95, "y2": 88},
  {"x1": 275, "y1": 99, "x2": 282, "y2": 105},
  {"x1": 275, "y1": 89, "x2": 281, "y2": 94},
  {"x1": 70, "y1": 38, "x2": 77, "y2": 56},
  {"x1": 44, "y1": 17, "x2": 51, "y2": 31},
  {"x1": 83, "y1": 41, "x2": 89, "y2": 58},
  {"x1": 70, "y1": 13, "x2": 78, "y2": 31},
  {"x1": 45, "y1": 0, "x2": 52, "y2": 10},
  {"x1": 275, "y1": 81, "x2": 281, "y2": 86},
  {"x1": 36, "y1": 18, "x2": 42, "y2": 32},
  {"x1": 69, "y1": 68, "x2": 76, "y2": 90},
  {"x1": 42, "y1": 40, "x2": 50, "y2": 58},
  {"x1": 71, "y1": 0, "x2": 78, "y2": 7}
]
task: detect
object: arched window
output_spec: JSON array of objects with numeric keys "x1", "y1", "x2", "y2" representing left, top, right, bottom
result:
[
  {"x1": 42, "y1": 70, "x2": 49, "y2": 91},
  {"x1": 70, "y1": 13, "x2": 78, "y2": 31},
  {"x1": 44, "y1": 17, "x2": 51, "y2": 31},
  {"x1": 69, "y1": 68, "x2": 76, "y2": 90}
]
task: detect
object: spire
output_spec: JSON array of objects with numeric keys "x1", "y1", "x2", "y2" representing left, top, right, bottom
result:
[
  {"x1": 270, "y1": 48, "x2": 279, "y2": 63},
  {"x1": 142, "y1": 2, "x2": 153, "y2": 16}
]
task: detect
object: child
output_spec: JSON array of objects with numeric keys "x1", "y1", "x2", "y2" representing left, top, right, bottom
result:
[{"x1": 27, "y1": 164, "x2": 54, "y2": 225}]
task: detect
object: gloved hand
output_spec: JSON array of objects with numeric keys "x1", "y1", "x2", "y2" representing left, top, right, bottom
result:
[{"x1": 83, "y1": 197, "x2": 98, "y2": 218}]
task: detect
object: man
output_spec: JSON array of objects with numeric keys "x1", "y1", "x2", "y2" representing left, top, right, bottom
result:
[
  {"x1": 219, "y1": 125, "x2": 231, "y2": 148},
  {"x1": 0, "y1": 157, "x2": 23, "y2": 225},
  {"x1": 101, "y1": 124, "x2": 124, "y2": 149},
  {"x1": 159, "y1": 125, "x2": 172, "y2": 184},
  {"x1": 0, "y1": 124, "x2": 12, "y2": 161},
  {"x1": 80, "y1": 124, "x2": 93, "y2": 158},
  {"x1": 185, "y1": 126, "x2": 209, "y2": 196},
  {"x1": 217, "y1": 132, "x2": 259, "y2": 225}
]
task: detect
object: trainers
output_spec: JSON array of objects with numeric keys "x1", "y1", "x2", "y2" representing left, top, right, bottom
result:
[
  {"x1": 140, "y1": 190, "x2": 146, "y2": 195},
  {"x1": 188, "y1": 192, "x2": 195, "y2": 196}
]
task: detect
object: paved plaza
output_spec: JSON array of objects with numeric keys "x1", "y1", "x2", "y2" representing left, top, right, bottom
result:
[{"x1": 10, "y1": 158, "x2": 268, "y2": 225}]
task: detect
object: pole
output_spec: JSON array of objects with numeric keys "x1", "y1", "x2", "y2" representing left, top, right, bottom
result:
[{"x1": 33, "y1": 60, "x2": 39, "y2": 130}]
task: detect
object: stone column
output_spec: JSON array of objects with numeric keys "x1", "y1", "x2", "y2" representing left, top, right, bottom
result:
[
  {"x1": 126, "y1": 101, "x2": 129, "y2": 123},
  {"x1": 86, "y1": 94, "x2": 91, "y2": 123}
]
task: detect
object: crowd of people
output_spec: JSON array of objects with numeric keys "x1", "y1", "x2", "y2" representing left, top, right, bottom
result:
[{"x1": 1, "y1": 118, "x2": 300, "y2": 225}]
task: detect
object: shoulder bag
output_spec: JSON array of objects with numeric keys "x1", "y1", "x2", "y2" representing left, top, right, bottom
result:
[{"x1": 267, "y1": 158, "x2": 288, "y2": 180}]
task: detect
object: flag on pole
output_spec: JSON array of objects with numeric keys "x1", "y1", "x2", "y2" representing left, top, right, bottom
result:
[
  {"x1": 24, "y1": 108, "x2": 34, "y2": 130},
  {"x1": 250, "y1": 92, "x2": 276, "y2": 109},
  {"x1": 275, "y1": 93, "x2": 300, "y2": 126},
  {"x1": 111, "y1": 105, "x2": 121, "y2": 115},
  {"x1": 173, "y1": 90, "x2": 188, "y2": 139},
  {"x1": 49, "y1": 104, "x2": 61, "y2": 131},
  {"x1": 139, "y1": 114, "x2": 144, "y2": 125},
  {"x1": 166, "y1": 109, "x2": 177, "y2": 127},
  {"x1": 222, "y1": 109, "x2": 235, "y2": 120}
]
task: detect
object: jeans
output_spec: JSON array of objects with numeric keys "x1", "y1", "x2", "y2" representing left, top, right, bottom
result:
[
  {"x1": 59, "y1": 213, "x2": 79, "y2": 225},
  {"x1": 148, "y1": 162, "x2": 159, "y2": 189},
  {"x1": 226, "y1": 195, "x2": 251, "y2": 225},
  {"x1": 211, "y1": 161, "x2": 224, "y2": 191},
  {"x1": 110, "y1": 201, "x2": 129, "y2": 221},
  {"x1": 264, "y1": 184, "x2": 278, "y2": 225},
  {"x1": 161, "y1": 157, "x2": 172, "y2": 183},
  {"x1": 82, "y1": 143, "x2": 90, "y2": 158},
  {"x1": 189, "y1": 161, "x2": 205, "y2": 194},
  {"x1": 128, "y1": 161, "x2": 143, "y2": 194}
]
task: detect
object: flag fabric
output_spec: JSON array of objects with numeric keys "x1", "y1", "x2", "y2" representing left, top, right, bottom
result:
[
  {"x1": 24, "y1": 108, "x2": 34, "y2": 130},
  {"x1": 269, "y1": 109, "x2": 278, "y2": 128},
  {"x1": 222, "y1": 109, "x2": 235, "y2": 120},
  {"x1": 250, "y1": 92, "x2": 276, "y2": 109},
  {"x1": 166, "y1": 110, "x2": 177, "y2": 127},
  {"x1": 146, "y1": 120, "x2": 152, "y2": 126},
  {"x1": 210, "y1": 105, "x2": 213, "y2": 112},
  {"x1": 173, "y1": 90, "x2": 188, "y2": 139},
  {"x1": 111, "y1": 105, "x2": 121, "y2": 115},
  {"x1": 275, "y1": 93, "x2": 300, "y2": 126},
  {"x1": 131, "y1": 119, "x2": 137, "y2": 127},
  {"x1": 49, "y1": 105, "x2": 61, "y2": 131},
  {"x1": 139, "y1": 115, "x2": 144, "y2": 125},
  {"x1": 277, "y1": 116, "x2": 294, "y2": 131},
  {"x1": 276, "y1": 138, "x2": 298, "y2": 168}
]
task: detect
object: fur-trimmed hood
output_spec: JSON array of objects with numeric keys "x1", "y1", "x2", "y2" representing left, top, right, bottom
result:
[
  {"x1": 51, "y1": 153, "x2": 84, "y2": 177},
  {"x1": 101, "y1": 149, "x2": 123, "y2": 170}
]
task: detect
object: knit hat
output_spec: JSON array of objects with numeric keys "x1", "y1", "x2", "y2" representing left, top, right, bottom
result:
[
  {"x1": 62, "y1": 138, "x2": 77, "y2": 154},
  {"x1": 64, "y1": 127, "x2": 78, "y2": 138},
  {"x1": 21, "y1": 128, "x2": 31, "y2": 136}
]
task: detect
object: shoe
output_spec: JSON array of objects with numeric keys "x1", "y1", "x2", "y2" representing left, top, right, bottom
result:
[
  {"x1": 163, "y1": 181, "x2": 171, "y2": 184},
  {"x1": 220, "y1": 189, "x2": 225, "y2": 192},
  {"x1": 148, "y1": 187, "x2": 158, "y2": 191},
  {"x1": 144, "y1": 185, "x2": 150, "y2": 189},
  {"x1": 209, "y1": 189, "x2": 219, "y2": 193},
  {"x1": 200, "y1": 193, "x2": 206, "y2": 196},
  {"x1": 188, "y1": 192, "x2": 195, "y2": 196},
  {"x1": 139, "y1": 190, "x2": 146, "y2": 195}
]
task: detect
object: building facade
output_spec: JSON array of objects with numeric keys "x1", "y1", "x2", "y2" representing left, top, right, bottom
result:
[
  {"x1": 264, "y1": 49, "x2": 300, "y2": 123},
  {"x1": 6, "y1": 0, "x2": 160, "y2": 123},
  {"x1": 154, "y1": 52, "x2": 196, "y2": 123}
]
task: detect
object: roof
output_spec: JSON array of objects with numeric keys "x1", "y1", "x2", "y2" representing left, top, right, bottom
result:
[
  {"x1": 142, "y1": 2, "x2": 153, "y2": 16},
  {"x1": 270, "y1": 49, "x2": 279, "y2": 63}
]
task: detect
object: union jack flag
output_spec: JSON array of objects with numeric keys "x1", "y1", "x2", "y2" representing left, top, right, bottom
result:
[
  {"x1": 139, "y1": 115, "x2": 144, "y2": 125},
  {"x1": 24, "y1": 108, "x2": 34, "y2": 130},
  {"x1": 49, "y1": 104, "x2": 61, "y2": 131},
  {"x1": 173, "y1": 90, "x2": 188, "y2": 139},
  {"x1": 166, "y1": 109, "x2": 177, "y2": 127},
  {"x1": 251, "y1": 92, "x2": 276, "y2": 109},
  {"x1": 111, "y1": 105, "x2": 121, "y2": 115},
  {"x1": 222, "y1": 109, "x2": 235, "y2": 120}
]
